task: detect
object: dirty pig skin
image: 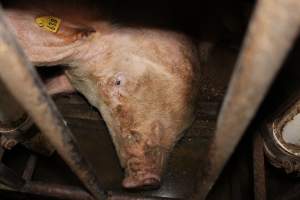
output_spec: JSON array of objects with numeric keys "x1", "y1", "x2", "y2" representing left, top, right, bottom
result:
[{"x1": 2, "y1": 0, "x2": 200, "y2": 189}]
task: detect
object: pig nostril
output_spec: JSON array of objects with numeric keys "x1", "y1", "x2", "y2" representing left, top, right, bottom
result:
[{"x1": 122, "y1": 174, "x2": 161, "y2": 190}]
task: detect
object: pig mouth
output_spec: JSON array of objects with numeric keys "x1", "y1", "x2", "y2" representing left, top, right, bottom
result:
[
  {"x1": 122, "y1": 146, "x2": 168, "y2": 190},
  {"x1": 122, "y1": 172, "x2": 161, "y2": 190}
]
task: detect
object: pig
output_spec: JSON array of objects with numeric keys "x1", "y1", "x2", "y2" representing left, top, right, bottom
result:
[{"x1": 2, "y1": 0, "x2": 200, "y2": 189}]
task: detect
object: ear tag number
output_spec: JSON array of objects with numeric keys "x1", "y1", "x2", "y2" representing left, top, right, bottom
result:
[{"x1": 35, "y1": 16, "x2": 61, "y2": 33}]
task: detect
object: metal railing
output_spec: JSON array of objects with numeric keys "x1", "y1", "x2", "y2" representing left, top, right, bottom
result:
[
  {"x1": 192, "y1": 0, "x2": 300, "y2": 199},
  {"x1": 0, "y1": 5, "x2": 105, "y2": 200},
  {"x1": 0, "y1": 0, "x2": 300, "y2": 199}
]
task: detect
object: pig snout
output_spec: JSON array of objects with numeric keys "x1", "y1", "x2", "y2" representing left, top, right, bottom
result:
[{"x1": 122, "y1": 146, "x2": 168, "y2": 189}]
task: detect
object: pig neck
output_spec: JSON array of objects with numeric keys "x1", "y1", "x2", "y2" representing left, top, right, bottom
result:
[
  {"x1": 42, "y1": 20, "x2": 115, "y2": 67},
  {"x1": 62, "y1": 25, "x2": 114, "y2": 105}
]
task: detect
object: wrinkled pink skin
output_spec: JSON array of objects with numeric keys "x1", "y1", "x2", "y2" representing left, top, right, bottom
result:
[{"x1": 4, "y1": 0, "x2": 200, "y2": 189}]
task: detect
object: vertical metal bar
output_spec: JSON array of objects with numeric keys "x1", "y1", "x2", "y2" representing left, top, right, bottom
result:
[
  {"x1": 0, "y1": 7, "x2": 106, "y2": 200},
  {"x1": 0, "y1": 147, "x2": 4, "y2": 160},
  {"x1": 22, "y1": 155, "x2": 37, "y2": 181},
  {"x1": 253, "y1": 132, "x2": 267, "y2": 200},
  {"x1": 192, "y1": 0, "x2": 300, "y2": 199}
]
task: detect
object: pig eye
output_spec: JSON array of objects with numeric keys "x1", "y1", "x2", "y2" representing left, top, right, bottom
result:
[
  {"x1": 114, "y1": 73, "x2": 125, "y2": 86},
  {"x1": 116, "y1": 80, "x2": 121, "y2": 86}
]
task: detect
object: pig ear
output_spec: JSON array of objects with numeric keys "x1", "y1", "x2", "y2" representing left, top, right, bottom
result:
[{"x1": 7, "y1": 14, "x2": 96, "y2": 66}]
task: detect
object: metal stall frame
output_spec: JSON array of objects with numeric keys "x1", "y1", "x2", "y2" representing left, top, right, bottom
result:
[
  {"x1": 0, "y1": 0, "x2": 300, "y2": 199},
  {"x1": 0, "y1": 5, "x2": 106, "y2": 200},
  {"x1": 191, "y1": 0, "x2": 300, "y2": 199}
]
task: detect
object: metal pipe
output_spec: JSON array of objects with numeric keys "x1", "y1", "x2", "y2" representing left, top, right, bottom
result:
[
  {"x1": 19, "y1": 182, "x2": 183, "y2": 200},
  {"x1": 192, "y1": 0, "x2": 300, "y2": 199},
  {"x1": 253, "y1": 132, "x2": 267, "y2": 200},
  {"x1": 0, "y1": 147, "x2": 4, "y2": 160},
  {"x1": 107, "y1": 191, "x2": 183, "y2": 200},
  {"x1": 0, "y1": 7, "x2": 105, "y2": 200},
  {"x1": 21, "y1": 182, "x2": 94, "y2": 200},
  {"x1": 22, "y1": 155, "x2": 37, "y2": 181}
]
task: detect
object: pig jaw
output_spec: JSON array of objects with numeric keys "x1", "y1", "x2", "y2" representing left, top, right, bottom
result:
[
  {"x1": 122, "y1": 145, "x2": 169, "y2": 189},
  {"x1": 104, "y1": 121, "x2": 171, "y2": 189}
]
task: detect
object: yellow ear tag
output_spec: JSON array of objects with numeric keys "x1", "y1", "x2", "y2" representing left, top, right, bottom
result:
[{"x1": 35, "y1": 16, "x2": 61, "y2": 33}]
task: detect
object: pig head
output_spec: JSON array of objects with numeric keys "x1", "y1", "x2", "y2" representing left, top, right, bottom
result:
[{"x1": 4, "y1": 0, "x2": 200, "y2": 189}]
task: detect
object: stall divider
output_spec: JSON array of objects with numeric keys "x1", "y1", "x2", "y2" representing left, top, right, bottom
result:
[
  {"x1": 192, "y1": 0, "x2": 300, "y2": 199},
  {"x1": 0, "y1": 5, "x2": 106, "y2": 200}
]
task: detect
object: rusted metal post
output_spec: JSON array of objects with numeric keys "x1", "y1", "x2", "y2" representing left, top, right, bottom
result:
[
  {"x1": 192, "y1": 0, "x2": 300, "y2": 199},
  {"x1": 0, "y1": 7, "x2": 105, "y2": 200},
  {"x1": 19, "y1": 183, "x2": 183, "y2": 200},
  {"x1": 253, "y1": 132, "x2": 267, "y2": 200},
  {"x1": 22, "y1": 155, "x2": 37, "y2": 181}
]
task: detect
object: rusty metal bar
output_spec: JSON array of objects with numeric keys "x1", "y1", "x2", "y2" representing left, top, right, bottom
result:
[
  {"x1": 21, "y1": 182, "x2": 94, "y2": 200},
  {"x1": 0, "y1": 147, "x2": 4, "y2": 160},
  {"x1": 0, "y1": 7, "x2": 106, "y2": 200},
  {"x1": 22, "y1": 155, "x2": 37, "y2": 181},
  {"x1": 253, "y1": 132, "x2": 267, "y2": 200},
  {"x1": 192, "y1": 0, "x2": 300, "y2": 199},
  {"x1": 17, "y1": 182, "x2": 184, "y2": 200},
  {"x1": 107, "y1": 191, "x2": 183, "y2": 200}
]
